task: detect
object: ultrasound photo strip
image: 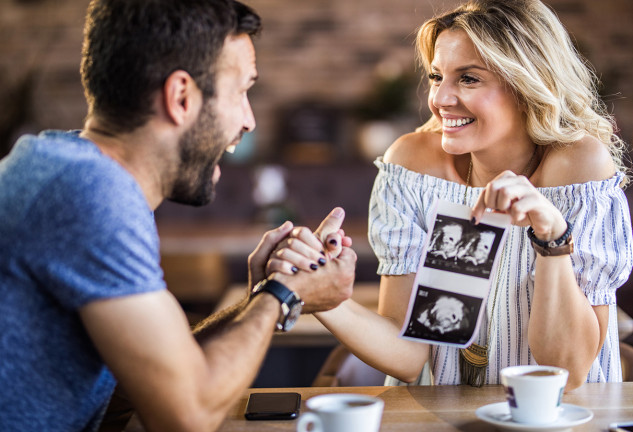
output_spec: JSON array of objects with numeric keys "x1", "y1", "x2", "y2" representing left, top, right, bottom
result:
[{"x1": 399, "y1": 200, "x2": 510, "y2": 349}]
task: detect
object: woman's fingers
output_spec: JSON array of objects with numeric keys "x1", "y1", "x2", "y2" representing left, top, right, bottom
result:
[
  {"x1": 265, "y1": 208, "x2": 351, "y2": 276},
  {"x1": 313, "y1": 207, "x2": 346, "y2": 244},
  {"x1": 470, "y1": 172, "x2": 566, "y2": 236},
  {"x1": 264, "y1": 226, "x2": 328, "y2": 277},
  {"x1": 291, "y1": 226, "x2": 326, "y2": 254},
  {"x1": 274, "y1": 240, "x2": 323, "y2": 272},
  {"x1": 506, "y1": 193, "x2": 541, "y2": 225},
  {"x1": 265, "y1": 257, "x2": 299, "y2": 276},
  {"x1": 324, "y1": 232, "x2": 343, "y2": 258},
  {"x1": 471, "y1": 172, "x2": 531, "y2": 223}
]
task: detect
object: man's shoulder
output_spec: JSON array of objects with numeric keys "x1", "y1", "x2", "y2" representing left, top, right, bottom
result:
[
  {"x1": 13, "y1": 131, "x2": 144, "y2": 212},
  {"x1": 5, "y1": 131, "x2": 123, "y2": 188},
  {"x1": 1, "y1": 131, "x2": 153, "y2": 244}
]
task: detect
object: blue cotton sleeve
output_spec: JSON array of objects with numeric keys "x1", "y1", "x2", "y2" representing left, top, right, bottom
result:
[{"x1": 24, "y1": 159, "x2": 166, "y2": 310}]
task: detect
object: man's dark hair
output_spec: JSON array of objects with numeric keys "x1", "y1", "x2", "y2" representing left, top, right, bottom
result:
[{"x1": 80, "y1": 0, "x2": 261, "y2": 133}]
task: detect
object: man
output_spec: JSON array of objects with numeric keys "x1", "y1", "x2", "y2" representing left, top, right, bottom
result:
[{"x1": 0, "y1": 1, "x2": 356, "y2": 431}]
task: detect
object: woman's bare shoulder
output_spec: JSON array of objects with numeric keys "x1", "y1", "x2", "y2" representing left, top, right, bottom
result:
[
  {"x1": 383, "y1": 130, "x2": 445, "y2": 175},
  {"x1": 538, "y1": 136, "x2": 616, "y2": 187}
]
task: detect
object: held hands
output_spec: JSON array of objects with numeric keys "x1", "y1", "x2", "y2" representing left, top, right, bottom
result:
[
  {"x1": 470, "y1": 171, "x2": 567, "y2": 241},
  {"x1": 266, "y1": 207, "x2": 353, "y2": 275},
  {"x1": 250, "y1": 207, "x2": 356, "y2": 313}
]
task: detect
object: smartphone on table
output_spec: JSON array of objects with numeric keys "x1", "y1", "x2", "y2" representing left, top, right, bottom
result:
[
  {"x1": 610, "y1": 422, "x2": 633, "y2": 432},
  {"x1": 244, "y1": 392, "x2": 301, "y2": 420}
]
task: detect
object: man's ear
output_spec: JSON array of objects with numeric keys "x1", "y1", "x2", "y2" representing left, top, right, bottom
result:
[{"x1": 162, "y1": 70, "x2": 200, "y2": 126}]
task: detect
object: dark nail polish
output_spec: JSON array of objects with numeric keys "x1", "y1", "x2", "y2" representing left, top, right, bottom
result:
[
  {"x1": 291, "y1": 266, "x2": 298, "y2": 274},
  {"x1": 328, "y1": 239, "x2": 338, "y2": 246},
  {"x1": 320, "y1": 250, "x2": 326, "y2": 256},
  {"x1": 318, "y1": 257, "x2": 326, "y2": 266},
  {"x1": 470, "y1": 217, "x2": 476, "y2": 225},
  {"x1": 310, "y1": 263, "x2": 318, "y2": 271}
]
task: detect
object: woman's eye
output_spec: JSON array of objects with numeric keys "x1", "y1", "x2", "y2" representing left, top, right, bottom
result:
[
  {"x1": 428, "y1": 73, "x2": 442, "y2": 83},
  {"x1": 461, "y1": 75, "x2": 479, "y2": 84}
]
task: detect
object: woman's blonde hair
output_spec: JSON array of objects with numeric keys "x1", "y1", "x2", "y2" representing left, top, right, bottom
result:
[{"x1": 416, "y1": 0, "x2": 628, "y2": 181}]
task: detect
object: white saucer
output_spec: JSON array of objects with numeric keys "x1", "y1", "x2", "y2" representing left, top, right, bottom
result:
[{"x1": 475, "y1": 402, "x2": 593, "y2": 432}]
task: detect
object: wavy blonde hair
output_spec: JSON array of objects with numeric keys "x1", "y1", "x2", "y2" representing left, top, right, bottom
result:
[{"x1": 416, "y1": 0, "x2": 628, "y2": 183}]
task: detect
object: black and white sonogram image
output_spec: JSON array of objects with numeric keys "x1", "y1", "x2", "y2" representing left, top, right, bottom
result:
[
  {"x1": 425, "y1": 215, "x2": 504, "y2": 279},
  {"x1": 403, "y1": 286, "x2": 482, "y2": 345}
]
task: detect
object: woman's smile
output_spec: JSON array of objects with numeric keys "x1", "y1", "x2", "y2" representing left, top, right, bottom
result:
[{"x1": 442, "y1": 116, "x2": 475, "y2": 130}]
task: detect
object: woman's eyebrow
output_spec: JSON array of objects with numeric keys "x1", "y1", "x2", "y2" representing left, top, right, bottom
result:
[
  {"x1": 455, "y1": 64, "x2": 488, "y2": 72},
  {"x1": 430, "y1": 64, "x2": 488, "y2": 72}
]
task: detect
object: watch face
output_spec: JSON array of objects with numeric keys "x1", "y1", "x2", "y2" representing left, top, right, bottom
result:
[
  {"x1": 252, "y1": 281, "x2": 264, "y2": 295},
  {"x1": 283, "y1": 302, "x2": 303, "y2": 331}
]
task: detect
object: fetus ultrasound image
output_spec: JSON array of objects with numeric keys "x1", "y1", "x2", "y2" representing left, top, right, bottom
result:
[
  {"x1": 425, "y1": 216, "x2": 504, "y2": 279},
  {"x1": 403, "y1": 285, "x2": 482, "y2": 345}
]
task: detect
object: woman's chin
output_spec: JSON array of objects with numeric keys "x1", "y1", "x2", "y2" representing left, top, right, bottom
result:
[{"x1": 441, "y1": 138, "x2": 472, "y2": 155}]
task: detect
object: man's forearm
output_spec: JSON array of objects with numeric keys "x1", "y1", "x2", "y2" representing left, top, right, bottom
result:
[
  {"x1": 190, "y1": 293, "x2": 280, "y2": 429},
  {"x1": 192, "y1": 295, "x2": 250, "y2": 343}
]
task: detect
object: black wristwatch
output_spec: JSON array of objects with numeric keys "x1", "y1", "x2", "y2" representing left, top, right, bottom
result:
[
  {"x1": 527, "y1": 221, "x2": 574, "y2": 257},
  {"x1": 251, "y1": 279, "x2": 303, "y2": 332}
]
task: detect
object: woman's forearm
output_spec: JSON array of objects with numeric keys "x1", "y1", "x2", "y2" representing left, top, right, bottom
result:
[
  {"x1": 315, "y1": 299, "x2": 429, "y2": 382},
  {"x1": 528, "y1": 254, "x2": 606, "y2": 390}
]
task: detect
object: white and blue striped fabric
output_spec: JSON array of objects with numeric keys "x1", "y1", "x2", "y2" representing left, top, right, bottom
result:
[{"x1": 369, "y1": 158, "x2": 633, "y2": 385}]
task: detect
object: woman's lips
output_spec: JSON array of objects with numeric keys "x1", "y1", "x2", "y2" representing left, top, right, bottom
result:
[{"x1": 442, "y1": 117, "x2": 475, "y2": 132}]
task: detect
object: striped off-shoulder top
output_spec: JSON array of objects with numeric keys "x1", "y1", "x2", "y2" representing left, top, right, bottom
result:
[{"x1": 369, "y1": 158, "x2": 633, "y2": 385}]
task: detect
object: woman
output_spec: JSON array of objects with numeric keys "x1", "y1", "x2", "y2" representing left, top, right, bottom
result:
[{"x1": 271, "y1": 0, "x2": 632, "y2": 390}]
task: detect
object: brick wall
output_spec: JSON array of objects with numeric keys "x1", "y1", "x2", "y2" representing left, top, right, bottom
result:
[{"x1": 0, "y1": 0, "x2": 631, "y2": 160}]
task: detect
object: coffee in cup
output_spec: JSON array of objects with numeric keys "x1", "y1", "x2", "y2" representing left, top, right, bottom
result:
[
  {"x1": 518, "y1": 369, "x2": 564, "y2": 377},
  {"x1": 296, "y1": 393, "x2": 384, "y2": 432},
  {"x1": 500, "y1": 365, "x2": 569, "y2": 425}
]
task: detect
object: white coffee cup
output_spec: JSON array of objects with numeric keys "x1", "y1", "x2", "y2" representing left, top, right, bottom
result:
[
  {"x1": 500, "y1": 365, "x2": 569, "y2": 425},
  {"x1": 296, "y1": 393, "x2": 384, "y2": 432}
]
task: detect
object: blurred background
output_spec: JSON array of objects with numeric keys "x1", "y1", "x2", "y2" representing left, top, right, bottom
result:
[{"x1": 1, "y1": 0, "x2": 632, "y2": 386}]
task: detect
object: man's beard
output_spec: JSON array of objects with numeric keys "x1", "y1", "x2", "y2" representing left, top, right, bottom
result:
[{"x1": 168, "y1": 101, "x2": 236, "y2": 207}]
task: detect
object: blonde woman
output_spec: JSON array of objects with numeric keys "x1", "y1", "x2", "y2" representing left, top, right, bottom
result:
[{"x1": 270, "y1": 0, "x2": 632, "y2": 391}]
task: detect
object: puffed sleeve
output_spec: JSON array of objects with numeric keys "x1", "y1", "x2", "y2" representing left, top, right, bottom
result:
[
  {"x1": 541, "y1": 173, "x2": 633, "y2": 305},
  {"x1": 368, "y1": 159, "x2": 428, "y2": 275}
]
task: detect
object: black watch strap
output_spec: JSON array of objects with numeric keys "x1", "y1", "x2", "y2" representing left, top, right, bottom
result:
[
  {"x1": 527, "y1": 221, "x2": 574, "y2": 256},
  {"x1": 255, "y1": 279, "x2": 297, "y2": 305},
  {"x1": 252, "y1": 279, "x2": 303, "y2": 332}
]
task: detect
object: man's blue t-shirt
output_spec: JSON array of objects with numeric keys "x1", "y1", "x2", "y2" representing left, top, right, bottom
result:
[{"x1": 0, "y1": 131, "x2": 166, "y2": 431}]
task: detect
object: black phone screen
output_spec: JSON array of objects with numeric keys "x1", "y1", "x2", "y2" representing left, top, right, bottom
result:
[
  {"x1": 611, "y1": 425, "x2": 633, "y2": 432},
  {"x1": 244, "y1": 392, "x2": 301, "y2": 420}
]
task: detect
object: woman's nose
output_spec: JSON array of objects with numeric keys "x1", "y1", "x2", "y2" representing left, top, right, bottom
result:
[{"x1": 432, "y1": 82, "x2": 458, "y2": 108}]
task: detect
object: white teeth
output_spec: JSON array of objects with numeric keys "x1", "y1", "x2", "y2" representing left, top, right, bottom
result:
[
  {"x1": 443, "y1": 117, "x2": 474, "y2": 128},
  {"x1": 225, "y1": 144, "x2": 236, "y2": 154}
]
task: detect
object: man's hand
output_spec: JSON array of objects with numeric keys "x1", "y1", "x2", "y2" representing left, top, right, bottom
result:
[
  {"x1": 247, "y1": 221, "x2": 294, "y2": 289},
  {"x1": 273, "y1": 244, "x2": 356, "y2": 313}
]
